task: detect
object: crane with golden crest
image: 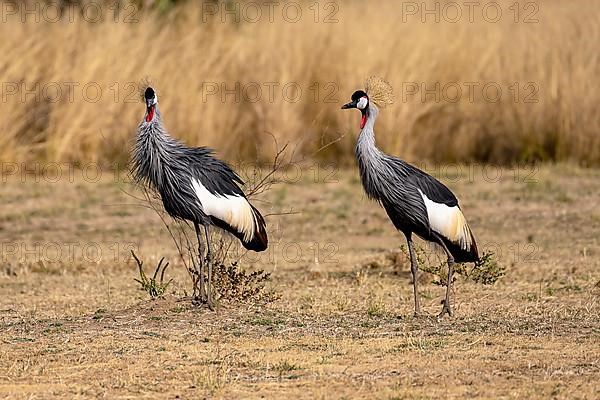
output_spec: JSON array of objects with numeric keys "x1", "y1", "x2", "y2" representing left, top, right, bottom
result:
[{"x1": 342, "y1": 77, "x2": 479, "y2": 317}]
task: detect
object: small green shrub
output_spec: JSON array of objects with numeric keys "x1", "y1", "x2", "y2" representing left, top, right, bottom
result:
[
  {"x1": 400, "y1": 246, "x2": 504, "y2": 286},
  {"x1": 132, "y1": 250, "x2": 172, "y2": 299}
]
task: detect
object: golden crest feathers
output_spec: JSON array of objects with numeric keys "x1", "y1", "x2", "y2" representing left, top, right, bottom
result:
[
  {"x1": 365, "y1": 76, "x2": 395, "y2": 108},
  {"x1": 138, "y1": 77, "x2": 154, "y2": 102}
]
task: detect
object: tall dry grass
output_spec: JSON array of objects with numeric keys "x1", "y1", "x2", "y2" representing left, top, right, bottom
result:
[{"x1": 0, "y1": 0, "x2": 599, "y2": 167}]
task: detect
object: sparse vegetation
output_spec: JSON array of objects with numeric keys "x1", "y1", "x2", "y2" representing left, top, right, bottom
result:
[
  {"x1": 132, "y1": 250, "x2": 173, "y2": 298},
  {"x1": 400, "y1": 246, "x2": 505, "y2": 286},
  {"x1": 274, "y1": 360, "x2": 300, "y2": 373},
  {"x1": 469, "y1": 252, "x2": 506, "y2": 285},
  {"x1": 212, "y1": 261, "x2": 278, "y2": 303}
]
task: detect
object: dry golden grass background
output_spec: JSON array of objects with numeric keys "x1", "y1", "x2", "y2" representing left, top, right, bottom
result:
[{"x1": 1, "y1": 0, "x2": 599, "y2": 166}]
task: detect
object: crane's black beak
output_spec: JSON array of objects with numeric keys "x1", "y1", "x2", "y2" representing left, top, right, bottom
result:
[
  {"x1": 146, "y1": 98, "x2": 155, "y2": 108},
  {"x1": 341, "y1": 100, "x2": 357, "y2": 109}
]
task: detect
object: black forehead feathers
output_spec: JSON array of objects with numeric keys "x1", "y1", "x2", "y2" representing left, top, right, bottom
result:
[
  {"x1": 351, "y1": 90, "x2": 368, "y2": 101},
  {"x1": 144, "y1": 87, "x2": 155, "y2": 100}
]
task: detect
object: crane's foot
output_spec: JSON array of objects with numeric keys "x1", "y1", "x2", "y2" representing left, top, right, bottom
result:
[
  {"x1": 191, "y1": 295, "x2": 204, "y2": 307},
  {"x1": 437, "y1": 300, "x2": 453, "y2": 318},
  {"x1": 191, "y1": 293, "x2": 215, "y2": 311},
  {"x1": 206, "y1": 296, "x2": 215, "y2": 311},
  {"x1": 413, "y1": 307, "x2": 423, "y2": 319},
  {"x1": 191, "y1": 297, "x2": 215, "y2": 311}
]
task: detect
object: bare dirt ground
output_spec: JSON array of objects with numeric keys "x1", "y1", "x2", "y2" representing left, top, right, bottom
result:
[{"x1": 1, "y1": 164, "x2": 599, "y2": 399}]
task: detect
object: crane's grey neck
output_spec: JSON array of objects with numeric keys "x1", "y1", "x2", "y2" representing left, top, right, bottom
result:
[
  {"x1": 355, "y1": 103, "x2": 390, "y2": 201},
  {"x1": 138, "y1": 107, "x2": 166, "y2": 138},
  {"x1": 136, "y1": 108, "x2": 177, "y2": 151},
  {"x1": 356, "y1": 103, "x2": 383, "y2": 162},
  {"x1": 132, "y1": 107, "x2": 182, "y2": 190}
]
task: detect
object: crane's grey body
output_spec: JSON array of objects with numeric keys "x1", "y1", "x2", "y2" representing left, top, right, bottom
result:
[
  {"x1": 134, "y1": 116, "x2": 244, "y2": 228},
  {"x1": 343, "y1": 88, "x2": 478, "y2": 317},
  {"x1": 132, "y1": 87, "x2": 267, "y2": 307},
  {"x1": 355, "y1": 103, "x2": 476, "y2": 261},
  {"x1": 356, "y1": 104, "x2": 429, "y2": 238}
]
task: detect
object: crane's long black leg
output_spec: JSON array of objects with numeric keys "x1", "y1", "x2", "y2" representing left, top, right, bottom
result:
[
  {"x1": 193, "y1": 222, "x2": 205, "y2": 303},
  {"x1": 434, "y1": 235, "x2": 455, "y2": 318},
  {"x1": 203, "y1": 225, "x2": 214, "y2": 310},
  {"x1": 405, "y1": 233, "x2": 421, "y2": 317},
  {"x1": 441, "y1": 258, "x2": 454, "y2": 317}
]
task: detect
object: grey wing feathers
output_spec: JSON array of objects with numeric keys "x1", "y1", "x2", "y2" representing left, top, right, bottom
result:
[
  {"x1": 368, "y1": 157, "x2": 429, "y2": 232},
  {"x1": 391, "y1": 158, "x2": 458, "y2": 207},
  {"x1": 185, "y1": 147, "x2": 246, "y2": 197}
]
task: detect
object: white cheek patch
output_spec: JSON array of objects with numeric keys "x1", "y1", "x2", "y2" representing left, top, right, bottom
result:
[{"x1": 357, "y1": 96, "x2": 368, "y2": 110}]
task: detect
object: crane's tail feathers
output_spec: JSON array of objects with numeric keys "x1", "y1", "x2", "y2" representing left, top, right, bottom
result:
[
  {"x1": 442, "y1": 224, "x2": 479, "y2": 263},
  {"x1": 468, "y1": 227, "x2": 479, "y2": 261},
  {"x1": 243, "y1": 205, "x2": 268, "y2": 252},
  {"x1": 210, "y1": 204, "x2": 268, "y2": 252},
  {"x1": 423, "y1": 200, "x2": 479, "y2": 263}
]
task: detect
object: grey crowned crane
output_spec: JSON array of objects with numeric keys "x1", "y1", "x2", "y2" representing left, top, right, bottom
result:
[
  {"x1": 341, "y1": 77, "x2": 479, "y2": 317},
  {"x1": 132, "y1": 87, "x2": 268, "y2": 306}
]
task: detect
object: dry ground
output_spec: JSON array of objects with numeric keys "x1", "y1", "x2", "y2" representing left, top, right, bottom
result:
[{"x1": 0, "y1": 165, "x2": 599, "y2": 399}]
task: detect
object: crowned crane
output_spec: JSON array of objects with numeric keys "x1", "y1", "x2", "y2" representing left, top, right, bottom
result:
[
  {"x1": 132, "y1": 87, "x2": 268, "y2": 307},
  {"x1": 341, "y1": 77, "x2": 479, "y2": 317}
]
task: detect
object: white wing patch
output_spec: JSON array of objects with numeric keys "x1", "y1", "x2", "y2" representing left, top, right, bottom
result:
[
  {"x1": 191, "y1": 178, "x2": 256, "y2": 242},
  {"x1": 418, "y1": 189, "x2": 472, "y2": 251}
]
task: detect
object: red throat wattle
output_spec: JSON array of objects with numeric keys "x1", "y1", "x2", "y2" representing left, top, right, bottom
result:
[
  {"x1": 360, "y1": 114, "x2": 367, "y2": 129},
  {"x1": 146, "y1": 106, "x2": 155, "y2": 122}
]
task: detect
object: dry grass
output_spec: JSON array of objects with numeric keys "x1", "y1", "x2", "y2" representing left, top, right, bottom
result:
[
  {"x1": 0, "y1": 165, "x2": 599, "y2": 398},
  {"x1": 1, "y1": 0, "x2": 599, "y2": 166}
]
